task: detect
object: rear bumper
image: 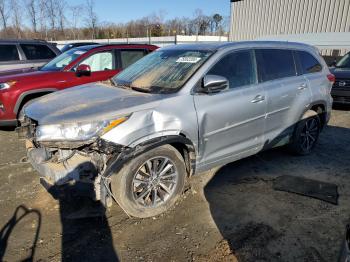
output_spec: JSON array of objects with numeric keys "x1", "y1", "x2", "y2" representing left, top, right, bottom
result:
[
  {"x1": 331, "y1": 89, "x2": 350, "y2": 104},
  {"x1": 0, "y1": 119, "x2": 17, "y2": 127}
]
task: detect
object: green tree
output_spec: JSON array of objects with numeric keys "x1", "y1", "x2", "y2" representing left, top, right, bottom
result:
[{"x1": 213, "y1": 13, "x2": 223, "y2": 35}]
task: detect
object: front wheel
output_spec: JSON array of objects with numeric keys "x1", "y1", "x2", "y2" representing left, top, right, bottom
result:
[
  {"x1": 111, "y1": 145, "x2": 186, "y2": 218},
  {"x1": 289, "y1": 110, "x2": 321, "y2": 155}
]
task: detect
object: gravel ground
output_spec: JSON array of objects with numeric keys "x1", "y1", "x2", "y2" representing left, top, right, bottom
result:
[{"x1": 0, "y1": 107, "x2": 349, "y2": 262}]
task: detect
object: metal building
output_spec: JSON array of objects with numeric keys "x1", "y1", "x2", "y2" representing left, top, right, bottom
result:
[{"x1": 229, "y1": 0, "x2": 350, "y2": 55}]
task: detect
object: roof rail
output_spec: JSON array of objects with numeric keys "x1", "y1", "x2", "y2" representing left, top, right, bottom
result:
[
  {"x1": 98, "y1": 43, "x2": 158, "y2": 47},
  {"x1": 0, "y1": 38, "x2": 48, "y2": 43}
]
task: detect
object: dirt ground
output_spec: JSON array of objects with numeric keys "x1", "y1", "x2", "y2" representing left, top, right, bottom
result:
[{"x1": 0, "y1": 107, "x2": 350, "y2": 262}]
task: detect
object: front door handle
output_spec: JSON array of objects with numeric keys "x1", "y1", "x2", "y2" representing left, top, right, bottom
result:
[
  {"x1": 251, "y1": 95, "x2": 265, "y2": 103},
  {"x1": 298, "y1": 83, "x2": 308, "y2": 90}
]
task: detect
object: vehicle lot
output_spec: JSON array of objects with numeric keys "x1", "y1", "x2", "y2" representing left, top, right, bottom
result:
[{"x1": 0, "y1": 107, "x2": 349, "y2": 261}]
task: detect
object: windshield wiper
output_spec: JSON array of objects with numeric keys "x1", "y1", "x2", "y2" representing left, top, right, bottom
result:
[{"x1": 131, "y1": 86, "x2": 151, "y2": 93}]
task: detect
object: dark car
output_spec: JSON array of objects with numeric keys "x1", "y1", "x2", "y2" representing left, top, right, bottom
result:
[
  {"x1": 0, "y1": 39, "x2": 61, "y2": 73},
  {"x1": 330, "y1": 52, "x2": 350, "y2": 105},
  {"x1": 0, "y1": 44, "x2": 158, "y2": 126},
  {"x1": 60, "y1": 42, "x2": 97, "y2": 53}
]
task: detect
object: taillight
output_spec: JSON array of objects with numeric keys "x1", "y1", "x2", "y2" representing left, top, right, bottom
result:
[{"x1": 327, "y1": 73, "x2": 335, "y2": 84}]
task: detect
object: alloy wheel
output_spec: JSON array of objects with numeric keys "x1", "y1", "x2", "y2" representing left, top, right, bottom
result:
[
  {"x1": 132, "y1": 157, "x2": 178, "y2": 207},
  {"x1": 300, "y1": 117, "x2": 319, "y2": 151}
]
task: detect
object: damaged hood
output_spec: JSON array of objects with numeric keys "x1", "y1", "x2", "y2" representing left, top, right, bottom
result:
[{"x1": 25, "y1": 83, "x2": 166, "y2": 125}]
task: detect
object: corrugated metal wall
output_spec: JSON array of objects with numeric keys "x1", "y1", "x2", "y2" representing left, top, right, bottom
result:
[{"x1": 230, "y1": 0, "x2": 350, "y2": 41}]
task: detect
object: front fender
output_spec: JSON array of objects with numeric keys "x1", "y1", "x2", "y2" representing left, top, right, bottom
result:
[{"x1": 102, "y1": 135, "x2": 196, "y2": 178}]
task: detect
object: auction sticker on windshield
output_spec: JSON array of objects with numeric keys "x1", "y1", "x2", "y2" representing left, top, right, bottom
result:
[
  {"x1": 176, "y1": 57, "x2": 202, "y2": 63},
  {"x1": 74, "y1": 50, "x2": 86, "y2": 55}
]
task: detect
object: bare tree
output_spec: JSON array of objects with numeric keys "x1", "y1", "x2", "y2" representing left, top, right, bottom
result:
[
  {"x1": 193, "y1": 9, "x2": 211, "y2": 35},
  {"x1": 0, "y1": 0, "x2": 9, "y2": 30},
  {"x1": 46, "y1": 0, "x2": 56, "y2": 31},
  {"x1": 38, "y1": 0, "x2": 48, "y2": 39},
  {"x1": 10, "y1": 0, "x2": 22, "y2": 38},
  {"x1": 56, "y1": 0, "x2": 66, "y2": 33},
  {"x1": 85, "y1": 0, "x2": 98, "y2": 39},
  {"x1": 68, "y1": 4, "x2": 83, "y2": 40},
  {"x1": 24, "y1": 0, "x2": 38, "y2": 33}
]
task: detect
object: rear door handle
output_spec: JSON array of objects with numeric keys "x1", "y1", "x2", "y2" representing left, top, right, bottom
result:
[
  {"x1": 298, "y1": 83, "x2": 308, "y2": 90},
  {"x1": 251, "y1": 95, "x2": 265, "y2": 103}
]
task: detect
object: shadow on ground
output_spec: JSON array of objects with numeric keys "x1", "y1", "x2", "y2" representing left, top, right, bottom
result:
[
  {"x1": 0, "y1": 205, "x2": 41, "y2": 262},
  {"x1": 43, "y1": 165, "x2": 120, "y2": 262},
  {"x1": 0, "y1": 181, "x2": 119, "y2": 261},
  {"x1": 0, "y1": 197, "x2": 119, "y2": 262},
  {"x1": 204, "y1": 125, "x2": 350, "y2": 261}
]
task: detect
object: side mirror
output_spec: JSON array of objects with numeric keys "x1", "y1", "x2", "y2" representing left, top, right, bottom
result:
[
  {"x1": 76, "y1": 64, "x2": 91, "y2": 77},
  {"x1": 201, "y1": 74, "x2": 229, "y2": 93}
]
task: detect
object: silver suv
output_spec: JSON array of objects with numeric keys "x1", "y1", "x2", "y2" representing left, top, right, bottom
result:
[
  {"x1": 20, "y1": 41, "x2": 334, "y2": 218},
  {"x1": 0, "y1": 39, "x2": 61, "y2": 72}
]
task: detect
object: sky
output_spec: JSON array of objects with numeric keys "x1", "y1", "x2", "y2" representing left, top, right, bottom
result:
[{"x1": 68, "y1": 0, "x2": 231, "y2": 24}]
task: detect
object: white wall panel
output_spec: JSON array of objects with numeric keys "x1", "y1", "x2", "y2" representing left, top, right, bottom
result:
[{"x1": 230, "y1": 0, "x2": 350, "y2": 41}]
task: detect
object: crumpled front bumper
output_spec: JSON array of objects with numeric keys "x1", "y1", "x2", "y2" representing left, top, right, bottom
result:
[{"x1": 25, "y1": 138, "x2": 103, "y2": 184}]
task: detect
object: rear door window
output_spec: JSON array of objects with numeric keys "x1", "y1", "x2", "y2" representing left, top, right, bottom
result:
[
  {"x1": 120, "y1": 50, "x2": 146, "y2": 68},
  {"x1": 0, "y1": 45, "x2": 20, "y2": 62},
  {"x1": 256, "y1": 49, "x2": 297, "y2": 82},
  {"x1": 207, "y1": 50, "x2": 257, "y2": 89},
  {"x1": 20, "y1": 44, "x2": 56, "y2": 60},
  {"x1": 296, "y1": 51, "x2": 322, "y2": 74}
]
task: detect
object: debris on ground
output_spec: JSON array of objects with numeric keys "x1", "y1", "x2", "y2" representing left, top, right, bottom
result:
[{"x1": 273, "y1": 175, "x2": 339, "y2": 205}]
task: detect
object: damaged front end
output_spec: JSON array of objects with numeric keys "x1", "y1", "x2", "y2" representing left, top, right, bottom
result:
[{"x1": 17, "y1": 117, "x2": 125, "y2": 206}]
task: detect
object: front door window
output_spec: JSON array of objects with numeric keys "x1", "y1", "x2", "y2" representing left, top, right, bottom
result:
[{"x1": 81, "y1": 52, "x2": 113, "y2": 72}]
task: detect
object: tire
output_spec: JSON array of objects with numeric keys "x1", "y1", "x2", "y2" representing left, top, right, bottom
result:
[
  {"x1": 111, "y1": 144, "x2": 186, "y2": 218},
  {"x1": 289, "y1": 110, "x2": 321, "y2": 155}
]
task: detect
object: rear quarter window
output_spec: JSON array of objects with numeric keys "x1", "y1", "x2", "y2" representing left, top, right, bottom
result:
[
  {"x1": 20, "y1": 44, "x2": 56, "y2": 60},
  {"x1": 297, "y1": 50, "x2": 322, "y2": 74},
  {"x1": 256, "y1": 49, "x2": 297, "y2": 82},
  {"x1": 0, "y1": 45, "x2": 20, "y2": 62}
]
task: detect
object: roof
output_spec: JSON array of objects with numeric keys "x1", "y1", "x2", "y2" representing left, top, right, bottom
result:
[
  {"x1": 257, "y1": 32, "x2": 350, "y2": 50},
  {"x1": 161, "y1": 41, "x2": 316, "y2": 52}
]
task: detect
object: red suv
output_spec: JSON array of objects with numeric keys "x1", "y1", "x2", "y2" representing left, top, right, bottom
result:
[{"x1": 0, "y1": 44, "x2": 158, "y2": 126}]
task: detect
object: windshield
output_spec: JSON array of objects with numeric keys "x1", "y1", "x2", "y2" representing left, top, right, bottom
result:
[
  {"x1": 40, "y1": 48, "x2": 87, "y2": 71},
  {"x1": 112, "y1": 49, "x2": 213, "y2": 93},
  {"x1": 336, "y1": 53, "x2": 350, "y2": 68}
]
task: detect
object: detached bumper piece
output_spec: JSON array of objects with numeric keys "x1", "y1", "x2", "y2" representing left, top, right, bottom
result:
[{"x1": 273, "y1": 175, "x2": 339, "y2": 205}]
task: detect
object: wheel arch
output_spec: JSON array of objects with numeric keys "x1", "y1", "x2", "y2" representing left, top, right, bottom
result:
[
  {"x1": 309, "y1": 102, "x2": 327, "y2": 129},
  {"x1": 103, "y1": 134, "x2": 197, "y2": 178},
  {"x1": 297, "y1": 100, "x2": 327, "y2": 130},
  {"x1": 14, "y1": 88, "x2": 58, "y2": 116}
]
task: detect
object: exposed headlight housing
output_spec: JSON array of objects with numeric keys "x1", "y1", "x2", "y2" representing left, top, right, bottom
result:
[
  {"x1": 35, "y1": 116, "x2": 129, "y2": 142},
  {"x1": 0, "y1": 81, "x2": 17, "y2": 90}
]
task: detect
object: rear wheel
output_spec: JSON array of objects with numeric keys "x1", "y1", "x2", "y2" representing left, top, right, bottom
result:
[
  {"x1": 289, "y1": 110, "x2": 321, "y2": 155},
  {"x1": 111, "y1": 145, "x2": 186, "y2": 218}
]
